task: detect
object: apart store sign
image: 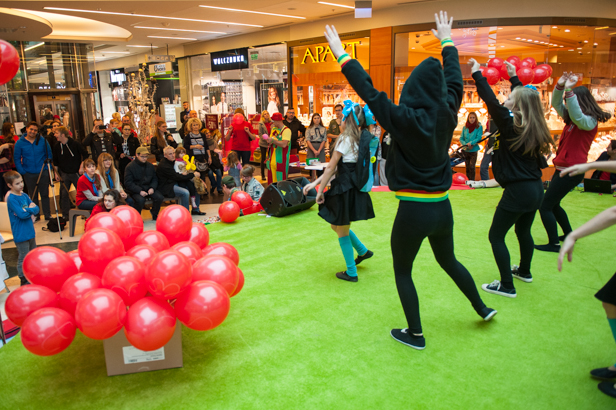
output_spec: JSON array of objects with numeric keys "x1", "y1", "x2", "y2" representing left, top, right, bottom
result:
[{"x1": 292, "y1": 38, "x2": 369, "y2": 75}]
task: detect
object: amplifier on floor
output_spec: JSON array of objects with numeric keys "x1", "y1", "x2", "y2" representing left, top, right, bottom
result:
[{"x1": 260, "y1": 177, "x2": 316, "y2": 217}]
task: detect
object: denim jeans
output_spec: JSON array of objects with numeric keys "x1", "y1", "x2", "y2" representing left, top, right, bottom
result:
[
  {"x1": 78, "y1": 200, "x2": 98, "y2": 210},
  {"x1": 16, "y1": 238, "x2": 37, "y2": 279},
  {"x1": 480, "y1": 153, "x2": 492, "y2": 181},
  {"x1": 173, "y1": 184, "x2": 199, "y2": 210},
  {"x1": 209, "y1": 168, "x2": 222, "y2": 192}
]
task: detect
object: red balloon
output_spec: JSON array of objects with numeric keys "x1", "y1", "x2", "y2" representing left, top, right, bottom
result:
[
  {"x1": 110, "y1": 205, "x2": 144, "y2": 250},
  {"x1": 21, "y1": 308, "x2": 76, "y2": 356},
  {"x1": 86, "y1": 212, "x2": 130, "y2": 249},
  {"x1": 0, "y1": 40, "x2": 20, "y2": 86},
  {"x1": 499, "y1": 65, "x2": 510, "y2": 81},
  {"x1": 506, "y1": 56, "x2": 521, "y2": 70},
  {"x1": 75, "y1": 288, "x2": 126, "y2": 340},
  {"x1": 174, "y1": 281, "x2": 230, "y2": 331},
  {"x1": 536, "y1": 64, "x2": 553, "y2": 77},
  {"x1": 102, "y1": 256, "x2": 147, "y2": 306},
  {"x1": 487, "y1": 57, "x2": 505, "y2": 71},
  {"x1": 78, "y1": 228, "x2": 125, "y2": 277},
  {"x1": 230, "y1": 268, "x2": 244, "y2": 297},
  {"x1": 452, "y1": 172, "x2": 468, "y2": 185},
  {"x1": 23, "y1": 246, "x2": 78, "y2": 292},
  {"x1": 124, "y1": 297, "x2": 176, "y2": 351},
  {"x1": 521, "y1": 57, "x2": 536, "y2": 69},
  {"x1": 5, "y1": 285, "x2": 58, "y2": 326},
  {"x1": 134, "y1": 231, "x2": 170, "y2": 253},
  {"x1": 59, "y1": 273, "x2": 101, "y2": 316},
  {"x1": 202, "y1": 242, "x2": 240, "y2": 266},
  {"x1": 192, "y1": 255, "x2": 239, "y2": 296},
  {"x1": 145, "y1": 250, "x2": 192, "y2": 299},
  {"x1": 172, "y1": 241, "x2": 204, "y2": 265},
  {"x1": 189, "y1": 223, "x2": 210, "y2": 249},
  {"x1": 516, "y1": 67, "x2": 535, "y2": 85},
  {"x1": 231, "y1": 191, "x2": 253, "y2": 210},
  {"x1": 126, "y1": 244, "x2": 158, "y2": 267},
  {"x1": 219, "y1": 201, "x2": 240, "y2": 223},
  {"x1": 67, "y1": 250, "x2": 83, "y2": 271},
  {"x1": 532, "y1": 67, "x2": 550, "y2": 84},
  {"x1": 484, "y1": 67, "x2": 501, "y2": 85},
  {"x1": 232, "y1": 113, "x2": 245, "y2": 127},
  {"x1": 156, "y1": 205, "x2": 192, "y2": 246}
]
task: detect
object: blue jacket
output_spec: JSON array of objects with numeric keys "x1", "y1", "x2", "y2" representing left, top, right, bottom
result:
[
  {"x1": 460, "y1": 125, "x2": 484, "y2": 153},
  {"x1": 6, "y1": 192, "x2": 39, "y2": 243},
  {"x1": 13, "y1": 133, "x2": 53, "y2": 175}
]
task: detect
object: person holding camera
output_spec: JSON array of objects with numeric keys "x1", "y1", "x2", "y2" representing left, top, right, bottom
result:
[
  {"x1": 13, "y1": 121, "x2": 53, "y2": 221},
  {"x1": 82, "y1": 119, "x2": 115, "y2": 164},
  {"x1": 124, "y1": 146, "x2": 164, "y2": 221}
]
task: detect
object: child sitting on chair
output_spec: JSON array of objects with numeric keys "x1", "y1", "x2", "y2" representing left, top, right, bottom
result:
[{"x1": 175, "y1": 146, "x2": 207, "y2": 199}]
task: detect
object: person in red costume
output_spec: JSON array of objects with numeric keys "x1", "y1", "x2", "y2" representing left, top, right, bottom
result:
[
  {"x1": 224, "y1": 109, "x2": 256, "y2": 166},
  {"x1": 536, "y1": 72, "x2": 613, "y2": 253}
]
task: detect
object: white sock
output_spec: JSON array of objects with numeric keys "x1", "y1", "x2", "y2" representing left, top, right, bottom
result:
[{"x1": 191, "y1": 196, "x2": 197, "y2": 208}]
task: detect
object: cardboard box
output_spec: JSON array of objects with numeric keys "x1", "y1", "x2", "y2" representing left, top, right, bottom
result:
[{"x1": 103, "y1": 321, "x2": 183, "y2": 376}]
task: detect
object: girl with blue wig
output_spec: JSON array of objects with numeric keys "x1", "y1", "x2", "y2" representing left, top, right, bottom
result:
[{"x1": 303, "y1": 101, "x2": 376, "y2": 283}]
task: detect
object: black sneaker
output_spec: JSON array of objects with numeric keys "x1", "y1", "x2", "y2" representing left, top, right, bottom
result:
[
  {"x1": 598, "y1": 381, "x2": 616, "y2": 399},
  {"x1": 191, "y1": 209, "x2": 205, "y2": 216},
  {"x1": 390, "y1": 328, "x2": 426, "y2": 350},
  {"x1": 478, "y1": 307, "x2": 498, "y2": 321},
  {"x1": 20, "y1": 277, "x2": 31, "y2": 286},
  {"x1": 355, "y1": 250, "x2": 373, "y2": 265},
  {"x1": 534, "y1": 243, "x2": 560, "y2": 253},
  {"x1": 481, "y1": 280, "x2": 517, "y2": 298},
  {"x1": 591, "y1": 367, "x2": 616, "y2": 381},
  {"x1": 512, "y1": 265, "x2": 533, "y2": 283},
  {"x1": 218, "y1": 191, "x2": 224, "y2": 196},
  {"x1": 210, "y1": 187, "x2": 216, "y2": 195},
  {"x1": 558, "y1": 234, "x2": 569, "y2": 242},
  {"x1": 335, "y1": 271, "x2": 358, "y2": 282}
]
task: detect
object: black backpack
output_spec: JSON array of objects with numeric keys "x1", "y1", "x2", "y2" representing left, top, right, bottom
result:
[{"x1": 43, "y1": 218, "x2": 67, "y2": 232}]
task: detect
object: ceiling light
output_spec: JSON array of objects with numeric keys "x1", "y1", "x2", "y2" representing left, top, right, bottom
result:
[
  {"x1": 198, "y1": 5, "x2": 305, "y2": 19},
  {"x1": 569, "y1": 49, "x2": 574, "y2": 51},
  {"x1": 584, "y1": 40, "x2": 588, "y2": 43},
  {"x1": 127, "y1": 45, "x2": 159, "y2": 48},
  {"x1": 317, "y1": 2, "x2": 354, "y2": 9},
  {"x1": 559, "y1": 45, "x2": 564, "y2": 47},
  {"x1": 594, "y1": 42, "x2": 598, "y2": 45},
  {"x1": 134, "y1": 26, "x2": 225, "y2": 34},
  {"x1": 552, "y1": 26, "x2": 558, "y2": 28},
  {"x1": 520, "y1": 38, "x2": 526, "y2": 40},
  {"x1": 147, "y1": 36, "x2": 197, "y2": 41},
  {"x1": 24, "y1": 42, "x2": 45, "y2": 51},
  {"x1": 534, "y1": 40, "x2": 539, "y2": 42},
  {"x1": 565, "y1": 29, "x2": 570, "y2": 32},
  {"x1": 500, "y1": 45, "x2": 505, "y2": 47},
  {"x1": 577, "y1": 47, "x2": 582, "y2": 50},
  {"x1": 516, "y1": 37, "x2": 521, "y2": 40},
  {"x1": 100, "y1": 51, "x2": 130, "y2": 54},
  {"x1": 43, "y1": 7, "x2": 263, "y2": 27},
  {"x1": 527, "y1": 39, "x2": 533, "y2": 42}
]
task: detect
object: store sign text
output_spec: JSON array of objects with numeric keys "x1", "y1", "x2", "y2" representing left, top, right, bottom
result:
[{"x1": 301, "y1": 42, "x2": 360, "y2": 64}]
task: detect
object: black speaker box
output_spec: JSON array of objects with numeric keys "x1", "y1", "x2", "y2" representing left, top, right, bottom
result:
[{"x1": 259, "y1": 177, "x2": 317, "y2": 217}]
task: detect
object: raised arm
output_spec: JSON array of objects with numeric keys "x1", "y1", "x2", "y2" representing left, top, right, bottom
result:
[
  {"x1": 469, "y1": 58, "x2": 514, "y2": 131},
  {"x1": 430, "y1": 11, "x2": 463, "y2": 115}
]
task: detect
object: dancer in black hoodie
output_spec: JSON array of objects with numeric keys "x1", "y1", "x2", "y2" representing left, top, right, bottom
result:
[
  {"x1": 325, "y1": 11, "x2": 496, "y2": 350},
  {"x1": 468, "y1": 58, "x2": 553, "y2": 298}
]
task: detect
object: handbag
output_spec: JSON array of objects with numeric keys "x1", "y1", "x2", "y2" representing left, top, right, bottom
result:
[{"x1": 195, "y1": 160, "x2": 209, "y2": 173}]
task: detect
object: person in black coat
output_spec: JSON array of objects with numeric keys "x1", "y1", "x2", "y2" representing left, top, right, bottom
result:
[
  {"x1": 150, "y1": 121, "x2": 178, "y2": 163},
  {"x1": 156, "y1": 146, "x2": 204, "y2": 215},
  {"x1": 52, "y1": 126, "x2": 89, "y2": 220},
  {"x1": 124, "y1": 147, "x2": 164, "y2": 220},
  {"x1": 591, "y1": 140, "x2": 616, "y2": 188},
  {"x1": 283, "y1": 108, "x2": 306, "y2": 155},
  {"x1": 82, "y1": 119, "x2": 115, "y2": 163},
  {"x1": 324, "y1": 12, "x2": 495, "y2": 351},
  {"x1": 116, "y1": 124, "x2": 140, "y2": 184}
]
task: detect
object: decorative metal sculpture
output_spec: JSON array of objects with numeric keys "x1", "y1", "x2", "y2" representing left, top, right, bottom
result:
[{"x1": 126, "y1": 69, "x2": 157, "y2": 145}]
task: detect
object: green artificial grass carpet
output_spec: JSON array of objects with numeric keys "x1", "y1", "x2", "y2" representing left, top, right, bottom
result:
[{"x1": 1, "y1": 188, "x2": 616, "y2": 409}]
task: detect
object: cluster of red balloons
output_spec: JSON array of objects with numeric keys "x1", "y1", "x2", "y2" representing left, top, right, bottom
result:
[
  {"x1": 0, "y1": 40, "x2": 20, "y2": 86},
  {"x1": 5, "y1": 205, "x2": 244, "y2": 356},
  {"x1": 484, "y1": 56, "x2": 553, "y2": 86},
  {"x1": 231, "y1": 191, "x2": 263, "y2": 216}
]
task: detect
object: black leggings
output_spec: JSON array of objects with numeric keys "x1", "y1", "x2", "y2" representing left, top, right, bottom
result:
[
  {"x1": 391, "y1": 200, "x2": 486, "y2": 334},
  {"x1": 539, "y1": 170, "x2": 584, "y2": 244},
  {"x1": 463, "y1": 151, "x2": 478, "y2": 181},
  {"x1": 260, "y1": 147, "x2": 268, "y2": 178},
  {"x1": 489, "y1": 207, "x2": 537, "y2": 288}
]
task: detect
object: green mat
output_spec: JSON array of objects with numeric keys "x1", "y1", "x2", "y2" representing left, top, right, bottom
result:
[{"x1": 1, "y1": 188, "x2": 615, "y2": 409}]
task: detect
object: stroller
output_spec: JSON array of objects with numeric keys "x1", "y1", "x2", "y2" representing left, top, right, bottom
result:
[{"x1": 449, "y1": 132, "x2": 495, "y2": 170}]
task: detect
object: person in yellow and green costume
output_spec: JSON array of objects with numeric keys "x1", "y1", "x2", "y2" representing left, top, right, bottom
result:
[{"x1": 264, "y1": 112, "x2": 292, "y2": 184}]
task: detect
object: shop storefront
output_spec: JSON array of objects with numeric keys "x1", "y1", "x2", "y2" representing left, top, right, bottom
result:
[
  {"x1": 393, "y1": 18, "x2": 616, "y2": 174},
  {"x1": 1, "y1": 41, "x2": 99, "y2": 140},
  {"x1": 185, "y1": 44, "x2": 287, "y2": 119},
  {"x1": 287, "y1": 31, "x2": 370, "y2": 128}
]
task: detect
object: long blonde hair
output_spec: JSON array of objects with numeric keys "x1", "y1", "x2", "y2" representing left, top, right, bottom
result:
[
  {"x1": 186, "y1": 118, "x2": 203, "y2": 135},
  {"x1": 509, "y1": 88, "x2": 554, "y2": 156},
  {"x1": 97, "y1": 153, "x2": 117, "y2": 182},
  {"x1": 335, "y1": 105, "x2": 365, "y2": 156}
]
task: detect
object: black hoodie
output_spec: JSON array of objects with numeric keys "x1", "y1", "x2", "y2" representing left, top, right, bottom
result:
[{"x1": 341, "y1": 46, "x2": 463, "y2": 192}]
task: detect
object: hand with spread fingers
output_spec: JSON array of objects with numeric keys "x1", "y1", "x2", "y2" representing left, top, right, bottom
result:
[
  {"x1": 431, "y1": 10, "x2": 453, "y2": 41},
  {"x1": 324, "y1": 25, "x2": 346, "y2": 60}
]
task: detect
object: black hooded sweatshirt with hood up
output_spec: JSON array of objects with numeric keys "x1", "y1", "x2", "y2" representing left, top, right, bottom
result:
[{"x1": 340, "y1": 46, "x2": 463, "y2": 193}]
